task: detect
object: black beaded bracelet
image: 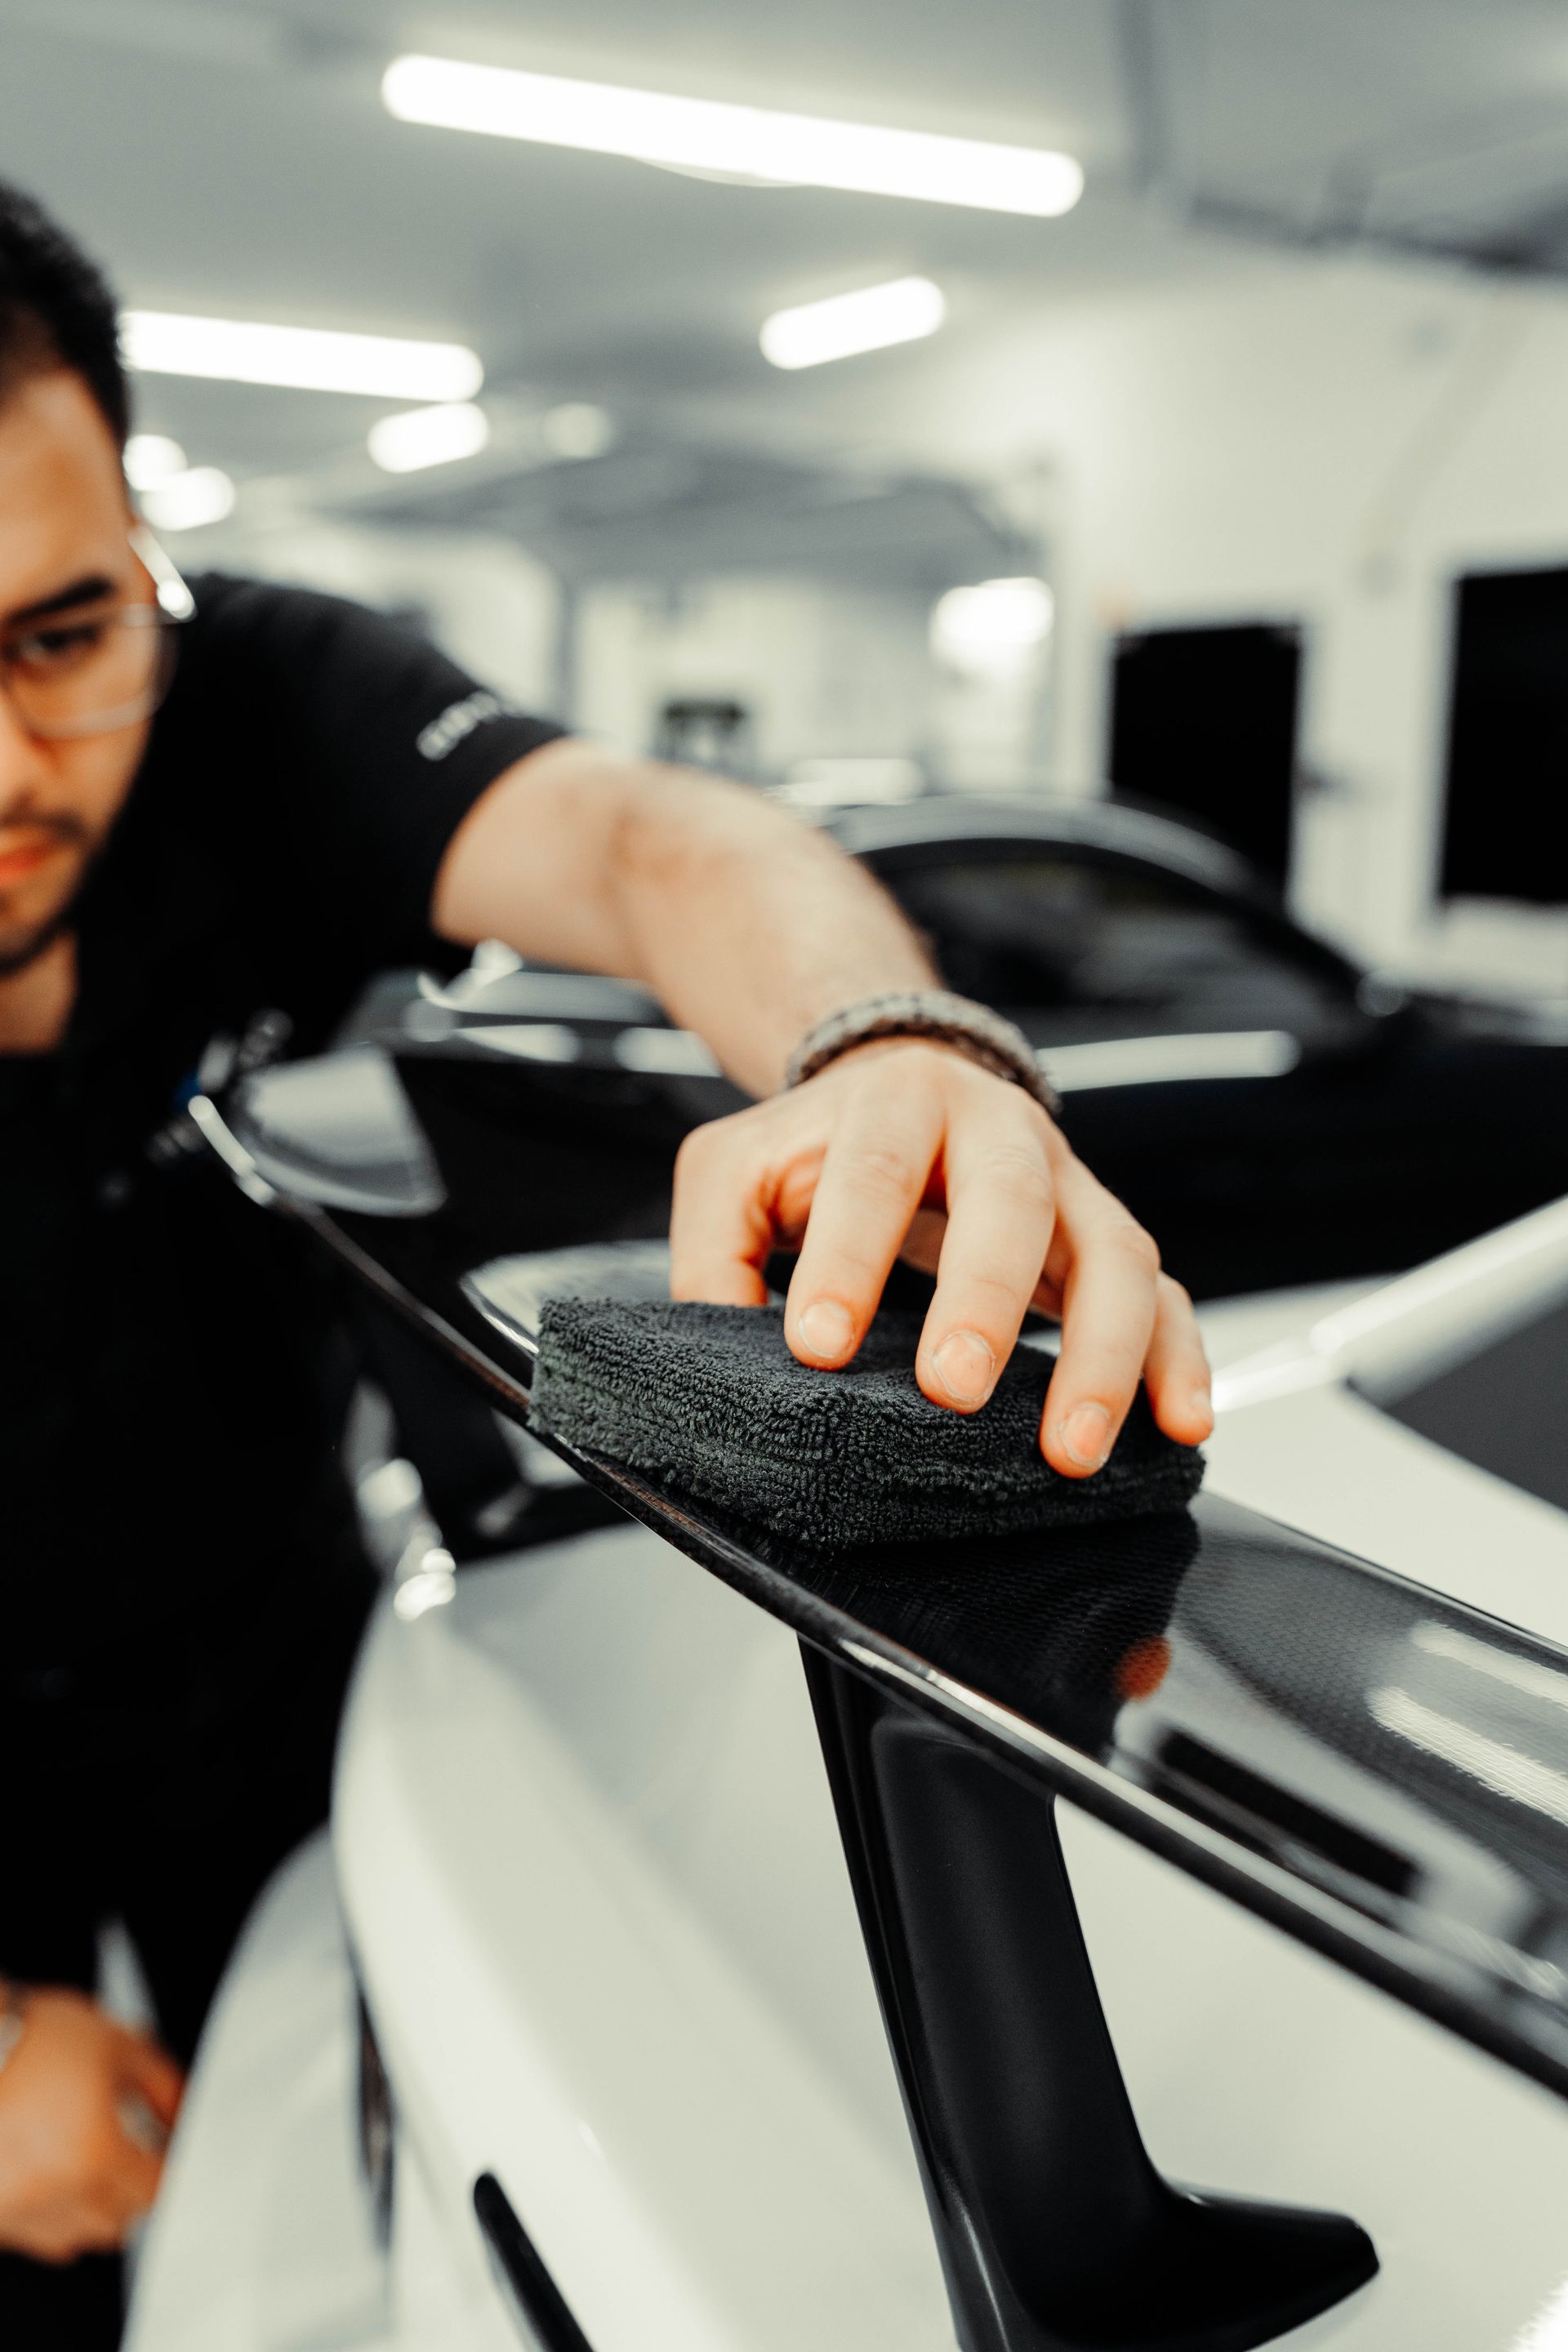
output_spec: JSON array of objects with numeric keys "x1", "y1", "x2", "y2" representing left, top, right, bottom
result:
[{"x1": 784, "y1": 989, "x2": 1059, "y2": 1117}]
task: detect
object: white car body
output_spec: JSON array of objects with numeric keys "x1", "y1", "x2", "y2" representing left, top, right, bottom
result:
[{"x1": 128, "y1": 1215, "x2": 1568, "y2": 2352}]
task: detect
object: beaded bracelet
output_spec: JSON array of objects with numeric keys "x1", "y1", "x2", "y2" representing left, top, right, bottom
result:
[{"x1": 784, "y1": 988, "x2": 1059, "y2": 1117}]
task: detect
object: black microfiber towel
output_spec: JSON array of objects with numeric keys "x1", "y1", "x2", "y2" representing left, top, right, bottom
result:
[{"x1": 530, "y1": 1298, "x2": 1204, "y2": 1548}]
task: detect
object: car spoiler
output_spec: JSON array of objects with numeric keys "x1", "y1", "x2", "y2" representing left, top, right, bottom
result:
[{"x1": 197, "y1": 1043, "x2": 1568, "y2": 2350}]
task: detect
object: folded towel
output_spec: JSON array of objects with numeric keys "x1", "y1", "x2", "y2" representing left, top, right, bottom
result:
[{"x1": 530, "y1": 1298, "x2": 1203, "y2": 1548}]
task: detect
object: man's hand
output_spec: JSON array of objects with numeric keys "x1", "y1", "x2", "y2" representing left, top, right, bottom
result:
[
  {"x1": 441, "y1": 747, "x2": 1212, "y2": 1457},
  {"x1": 0, "y1": 1989, "x2": 183, "y2": 2262},
  {"x1": 670, "y1": 1040, "x2": 1214, "y2": 1476}
]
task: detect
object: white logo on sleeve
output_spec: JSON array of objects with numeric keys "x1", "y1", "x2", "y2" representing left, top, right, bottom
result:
[{"x1": 416, "y1": 689, "x2": 512, "y2": 763}]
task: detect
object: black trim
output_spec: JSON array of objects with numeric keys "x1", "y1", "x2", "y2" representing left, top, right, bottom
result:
[
  {"x1": 474, "y1": 2172, "x2": 596, "y2": 2352},
  {"x1": 805, "y1": 1649, "x2": 1378, "y2": 2351}
]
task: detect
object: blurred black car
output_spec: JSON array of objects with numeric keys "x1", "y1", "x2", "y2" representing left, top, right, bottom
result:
[{"x1": 320, "y1": 793, "x2": 1568, "y2": 1303}]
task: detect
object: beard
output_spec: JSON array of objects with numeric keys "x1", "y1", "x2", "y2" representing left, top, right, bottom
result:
[{"x1": 0, "y1": 812, "x2": 95, "y2": 978}]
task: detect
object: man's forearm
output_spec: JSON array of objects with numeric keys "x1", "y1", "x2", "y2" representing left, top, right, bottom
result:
[
  {"x1": 434, "y1": 742, "x2": 937, "y2": 1098},
  {"x1": 610, "y1": 767, "x2": 936, "y2": 1096}
]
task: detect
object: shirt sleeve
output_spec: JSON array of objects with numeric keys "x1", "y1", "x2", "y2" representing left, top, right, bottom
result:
[{"x1": 194, "y1": 575, "x2": 569, "y2": 964}]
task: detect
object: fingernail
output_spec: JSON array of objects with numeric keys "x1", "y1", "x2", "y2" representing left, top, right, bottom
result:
[
  {"x1": 932, "y1": 1329, "x2": 996, "y2": 1406},
  {"x1": 1058, "y1": 1401, "x2": 1111, "y2": 1470},
  {"x1": 1190, "y1": 1386, "x2": 1214, "y2": 1431},
  {"x1": 797, "y1": 1299, "x2": 855, "y2": 1361}
]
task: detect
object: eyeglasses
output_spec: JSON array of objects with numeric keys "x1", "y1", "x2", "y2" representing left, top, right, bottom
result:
[{"x1": 0, "y1": 528, "x2": 194, "y2": 743}]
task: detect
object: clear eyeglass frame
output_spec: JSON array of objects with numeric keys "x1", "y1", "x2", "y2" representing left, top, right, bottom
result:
[{"x1": 0, "y1": 525, "x2": 194, "y2": 743}]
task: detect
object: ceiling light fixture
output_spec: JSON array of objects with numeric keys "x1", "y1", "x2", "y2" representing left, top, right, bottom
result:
[
  {"x1": 541, "y1": 402, "x2": 617, "y2": 460},
  {"x1": 139, "y1": 466, "x2": 237, "y2": 533},
  {"x1": 368, "y1": 401, "x2": 490, "y2": 473},
  {"x1": 381, "y1": 56, "x2": 1084, "y2": 218},
  {"x1": 123, "y1": 433, "x2": 189, "y2": 491},
  {"x1": 931, "y1": 577, "x2": 1054, "y2": 678},
  {"x1": 121, "y1": 310, "x2": 483, "y2": 402},
  {"x1": 761, "y1": 277, "x2": 946, "y2": 370}
]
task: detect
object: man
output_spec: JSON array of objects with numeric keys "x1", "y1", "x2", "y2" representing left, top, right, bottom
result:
[{"x1": 0, "y1": 180, "x2": 1211, "y2": 2338}]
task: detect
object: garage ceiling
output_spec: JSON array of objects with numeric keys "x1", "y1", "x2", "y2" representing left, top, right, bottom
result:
[{"x1": 2, "y1": 0, "x2": 1565, "y2": 562}]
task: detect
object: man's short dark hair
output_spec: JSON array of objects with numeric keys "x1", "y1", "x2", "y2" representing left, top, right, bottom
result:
[{"x1": 0, "y1": 180, "x2": 127, "y2": 448}]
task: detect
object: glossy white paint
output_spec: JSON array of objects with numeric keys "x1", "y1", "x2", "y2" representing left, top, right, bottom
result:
[
  {"x1": 130, "y1": 1248, "x2": 1568, "y2": 2351},
  {"x1": 123, "y1": 1838, "x2": 385, "y2": 2352},
  {"x1": 334, "y1": 1530, "x2": 953, "y2": 2352},
  {"x1": 1205, "y1": 1214, "x2": 1568, "y2": 1646},
  {"x1": 333, "y1": 1472, "x2": 1568, "y2": 2347},
  {"x1": 1213, "y1": 1196, "x2": 1568, "y2": 1413}
]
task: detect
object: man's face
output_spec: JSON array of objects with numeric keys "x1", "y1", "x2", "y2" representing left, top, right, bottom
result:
[{"x1": 0, "y1": 371, "x2": 152, "y2": 974}]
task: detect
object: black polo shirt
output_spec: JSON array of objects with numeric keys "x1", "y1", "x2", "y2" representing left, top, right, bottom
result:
[{"x1": 1, "y1": 574, "x2": 564, "y2": 1656}]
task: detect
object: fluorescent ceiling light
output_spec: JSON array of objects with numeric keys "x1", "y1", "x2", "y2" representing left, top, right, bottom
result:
[
  {"x1": 368, "y1": 401, "x2": 490, "y2": 473},
  {"x1": 541, "y1": 402, "x2": 616, "y2": 460},
  {"x1": 382, "y1": 56, "x2": 1084, "y2": 218},
  {"x1": 123, "y1": 432, "x2": 188, "y2": 491},
  {"x1": 931, "y1": 576, "x2": 1054, "y2": 676},
  {"x1": 121, "y1": 310, "x2": 483, "y2": 402},
  {"x1": 140, "y1": 466, "x2": 236, "y2": 532},
  {"x1": 761, "y1": 277, "x2": 945, "y2": 370}
]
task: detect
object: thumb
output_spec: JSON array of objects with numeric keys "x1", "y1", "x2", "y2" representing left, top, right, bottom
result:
[{"x1": 118, "y1": 2033, "x2": 185, "y2": 2132}]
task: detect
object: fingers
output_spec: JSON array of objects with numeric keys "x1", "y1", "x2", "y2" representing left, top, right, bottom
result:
[
  {"x1": 915, "y1": 1098, "x2": 1056, "y2": 1413},
  {"x1": 1143, "y1": 1273, "x2": 1214, "y2": 1446},
  {"x1": 668, "y1": 1122, "x2": 776, "y2": 1307},
  {"x1": 665, "y1": 1054, "x2": 1213, "y2": 1478},
  {"x1": 1040, "y1": 1156, "x2": 1162, "y2": 1477},
  {"x1": 784, "y1": 1072, "x2": 945, "y2": 1369}
]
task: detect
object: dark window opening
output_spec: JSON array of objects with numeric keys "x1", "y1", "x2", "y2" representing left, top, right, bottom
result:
[
  {"x1": 653, "y1": 696, "x2": 755, "y2": 777},
  {"x1": 1108, "y1": 623, "x2": 1303, "y2": 887},
  {"x1": 1441, "y1": 566, "x2": 1568, "y2": 905}
]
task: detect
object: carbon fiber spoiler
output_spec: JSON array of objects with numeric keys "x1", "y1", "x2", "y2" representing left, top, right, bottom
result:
[{"x1": 198, "y1": 1037, "x2": 1568, "y2": 2350}]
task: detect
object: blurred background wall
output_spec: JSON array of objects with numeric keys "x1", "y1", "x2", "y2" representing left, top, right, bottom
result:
[
  {"x1": 7, "y1": 0, "x2": 1568, "y2": 1000},
  {"x1": 955, "y1": 256, "x2": 1568, "y2": 993}
]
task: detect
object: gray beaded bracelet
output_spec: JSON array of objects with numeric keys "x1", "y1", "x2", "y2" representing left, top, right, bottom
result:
[{"x1": 784, "y1": 988, "x2": 1059, "y2": 1116}]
